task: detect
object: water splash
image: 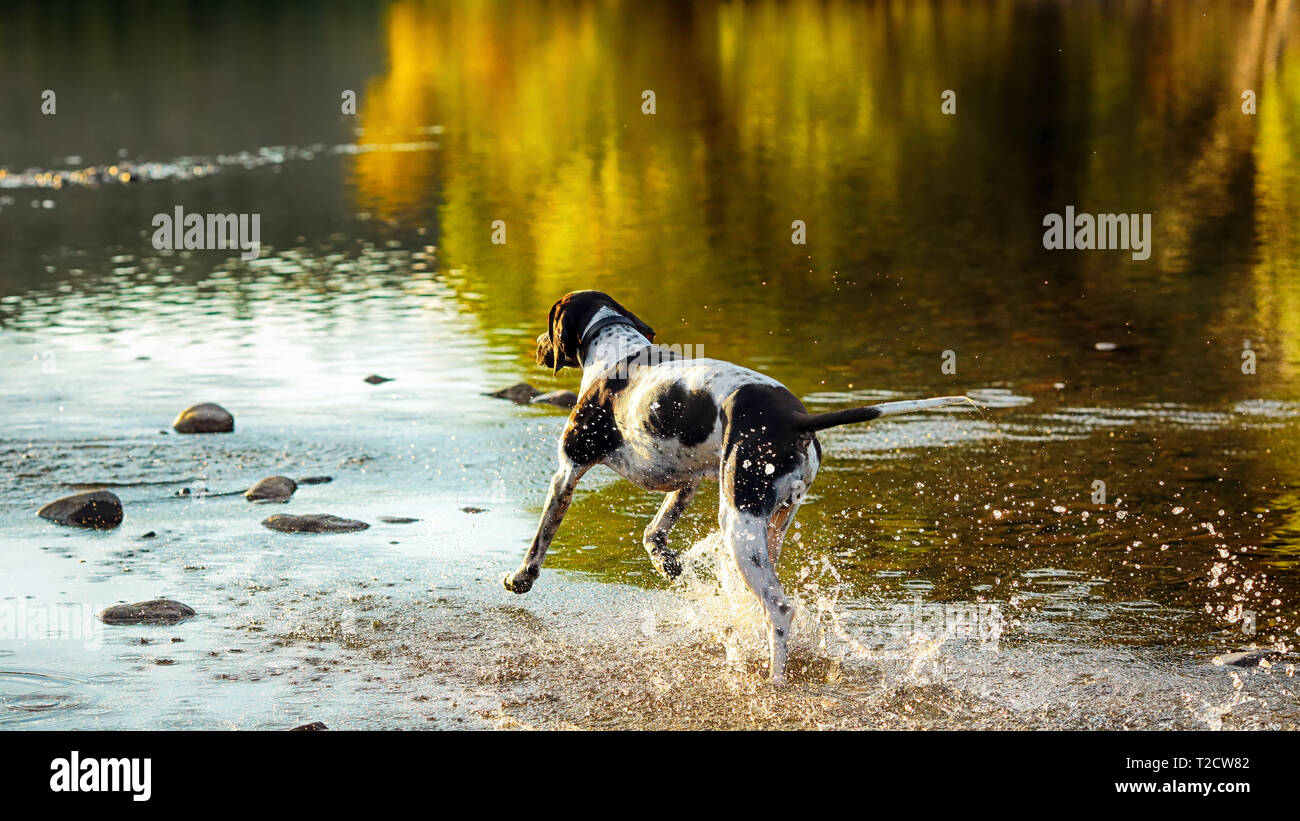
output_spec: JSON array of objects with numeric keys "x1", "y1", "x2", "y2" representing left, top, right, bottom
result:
[
  {"x1": 1185, "y1": 670, "x2": 1254, "y2": 731},
  {"x1": 663, "y1": 530, "x2": 1007, "y2": 685}
]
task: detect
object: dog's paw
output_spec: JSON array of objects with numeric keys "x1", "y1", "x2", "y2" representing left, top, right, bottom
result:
[
  {"x1": 650, "y1": 548, "x2": 683, "y2": 581},
  {"x1": 502, "y1": 567, "x2": 537, "y2": 594}
]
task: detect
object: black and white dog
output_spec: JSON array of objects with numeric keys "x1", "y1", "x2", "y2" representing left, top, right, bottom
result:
[{"x1": 505, "y1": 291, "x2": 972, "y2": 683}]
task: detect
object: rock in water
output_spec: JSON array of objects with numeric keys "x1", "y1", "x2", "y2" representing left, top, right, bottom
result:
[
  {"x1": 172, "y1": 402, "x2": 234, "y2": 434},
  {"x1": 296, "y1": 476, "x2": 333, "y2": 485},
  {"x1": 377, "y1": 516, "x2": 420, "y2": 524},
  {"x1": 290, "y1": 721, "x2": 329, "y2": 731},
  {"x1": 245, "y1": 475, "x2": 298, "y2": 502},
  {"x1": 262, "y1": 514, "x2": 370, "y2": 533},
  {"x1": 489, "y1": 383, "x2": 542, "y2": 404},
  {"x1": 1213, "y1": 650, "x2": 1278, "y2": 668},
  {"x1": 99, "y1": 599, "x2": 196, "y2": 625},
  {"x1": 37, "y1": 490, "x2": 124, "y2": 529},
  {"x1": 532, "y1": 390, "x2": 578, "y2": 408},
  {"x1": 363, "y1": 374, "x2": 393, "y2": 384}
]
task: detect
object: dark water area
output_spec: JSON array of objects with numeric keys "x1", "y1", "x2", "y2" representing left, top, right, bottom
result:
[{"x1": 1, "y1": 0, "x2": 1299, "y2": 729}]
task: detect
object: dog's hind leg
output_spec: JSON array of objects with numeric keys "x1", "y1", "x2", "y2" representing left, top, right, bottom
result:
[
  {"x1": 504, "y1": 457, "x2": 590, "y2": 594},
  {"x1": 720, "y1": 501, "x2": 793, "y2": 684},
  {"x1": 643, "y1": 481, "x2": 698, "y2": 580}
]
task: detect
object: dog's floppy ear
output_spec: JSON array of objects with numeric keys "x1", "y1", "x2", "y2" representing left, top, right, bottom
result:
[
  {"x1": 544, "y1": 291, "x2": 655, "y2": 372},
  {"x1": 549, "y1": 300, "x2": 580, "y2": 373}
]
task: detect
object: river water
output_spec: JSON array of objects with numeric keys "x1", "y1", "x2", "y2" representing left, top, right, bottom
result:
[{"x1": 1, "y1": 0, "x2": 1298, "y2": 729}]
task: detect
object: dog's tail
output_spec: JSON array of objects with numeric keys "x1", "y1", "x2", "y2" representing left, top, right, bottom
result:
[{"x1": 793, "y1": 395, "x2": 978, "y2": 433}]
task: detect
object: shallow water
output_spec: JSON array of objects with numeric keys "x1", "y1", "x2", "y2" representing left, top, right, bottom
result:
[{"x1": 2, "y1": 0, "x2": 1299, "y2": 729}]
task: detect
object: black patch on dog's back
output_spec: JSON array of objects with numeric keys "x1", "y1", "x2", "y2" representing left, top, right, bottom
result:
[
  {"x1": 645, "y1": 381, "x2": 718, "y2": 447},
  {"x1": 719, "y1": 384, "x2": 817, "y2": 515}
]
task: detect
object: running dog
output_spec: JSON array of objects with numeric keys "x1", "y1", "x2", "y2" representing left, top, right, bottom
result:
[{"x1": 504, "y1": 290, "x2": 972, "y2": 682}]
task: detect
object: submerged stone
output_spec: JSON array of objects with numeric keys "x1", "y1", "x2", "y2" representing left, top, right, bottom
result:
[
  {"x1": 262, "y1": 513, "x2": 370, "y2": 533},
  {"x1": 489, "y1": 383, "x2": 542, "y2": 404},
  {"x1": 1213, "y1": 650, "x2": 1278, "y2": 668},
  {"x1": 532, "y1": 390, "x2": 578, "y2": 408}
]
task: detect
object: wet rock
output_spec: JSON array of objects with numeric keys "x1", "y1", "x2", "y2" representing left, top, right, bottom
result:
[
  {"x1": 37, "y1": 490, "x2": 123, "y2": 529},
  {"x1": 100, "y1": 599, "x2": 196, "y2": 625},
  {"x1": 1093, "y1": 341, "x2": 1137, "y2": 354},
  {"x1": 461, "y1": 506, "x2": 486, "y2": 514},
  {"x1": 297, "y1": 476, "x2": 333, "y2": 485},
  {"x1": 363, "y1": 374, "x2": 393, "y2": 384},
  {"x1": 377, "y1": 516, "x2": 420, "y2": 524},
  {"x1": 139, "y1": 531, "x2": 157, "y2": 539},
  {"x1": 172, "y1": 402, "x2": 234, "y2": 434},
  {"x1": 245, "y1": 475, "x2": 297, "y2": 503},
  {"x1": 290, "y1": 722, "x2": 328, "y2": 731},
  {"x1": 532, "y1": 390, "x2": 579, "y2": 409},
  {"x1": 262, "y1": 514, "x2": 370, "y2": 533},
  {"x1": 489, "y1": 383, "x2": 542, "y2": 404},
  {"x1": 1213, "y1": 649, "x2": 1279, "y2": 668}
]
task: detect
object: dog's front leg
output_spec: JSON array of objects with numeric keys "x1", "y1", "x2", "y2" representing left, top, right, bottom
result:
[
  {"x1": 643, "y1": 481, "x2": 698, "y2": 580},
  {"x1": 503, "y1": 459, "x2": 589, "y2": 594}
]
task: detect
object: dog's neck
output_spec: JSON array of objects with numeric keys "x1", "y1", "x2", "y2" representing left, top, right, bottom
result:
[{"x1": 578, "y1": 308, "x2": 651, "y2": 391}]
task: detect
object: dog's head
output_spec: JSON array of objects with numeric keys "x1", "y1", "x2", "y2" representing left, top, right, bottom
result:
[{"x1": 535, "y1": 291, "x2": 655, "y2": 372}]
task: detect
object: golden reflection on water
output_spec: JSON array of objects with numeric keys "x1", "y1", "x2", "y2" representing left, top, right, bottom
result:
[
  {"x1": 353, "y1": 1, "x2": 1298, "y2": 393},
  {"x1": 345, "y1": 1, "x2": 1300, "y2": 588}
]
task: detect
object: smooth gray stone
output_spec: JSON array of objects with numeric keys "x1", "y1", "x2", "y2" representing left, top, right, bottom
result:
[
  {"x1": 262, "y1": 514, "x2": 370, "y2": 533},
  {"x1": 100, "y1": 599, "x2": 196, "y2": 625}
]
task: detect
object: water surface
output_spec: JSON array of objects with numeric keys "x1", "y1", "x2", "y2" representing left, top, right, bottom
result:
[{"x1": 2, "y1": 0, "x2": 1299, "y2": 729}]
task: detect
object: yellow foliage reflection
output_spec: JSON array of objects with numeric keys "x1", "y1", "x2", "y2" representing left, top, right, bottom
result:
[{"x1": 354, "y1": 0, "x2": 1299, "y2": 406}]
